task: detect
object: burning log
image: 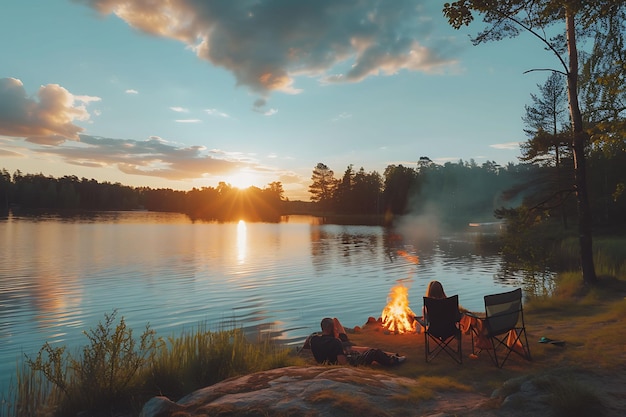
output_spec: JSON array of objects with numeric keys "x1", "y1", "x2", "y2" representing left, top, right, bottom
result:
[{"x1": 381, "y1": 284, "x2": 417, "y2": 334}]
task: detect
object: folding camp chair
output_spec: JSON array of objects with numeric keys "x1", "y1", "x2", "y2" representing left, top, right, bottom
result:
[
  {"x1": 469, "y1": 288, "x2": 531, "y2": 368},
  {"x1": 418, "y1": 295, "x2": 462, "y2": 364}
]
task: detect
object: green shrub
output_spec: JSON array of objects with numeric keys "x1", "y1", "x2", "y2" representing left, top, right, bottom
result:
[
  {"x1": 5, "y1": 313, "x2": 297, "y2": 417},
  {"x1": 24, "y1": 310, "x2": 160, "y2": 415}
]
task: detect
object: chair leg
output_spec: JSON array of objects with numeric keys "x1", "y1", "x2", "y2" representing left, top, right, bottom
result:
[
  {"x1": 489, "y1": 329, "x2": 532, "y2": 368},
  {"x1": 425, "y1": 333, "x2": 462, "y2": 364}
]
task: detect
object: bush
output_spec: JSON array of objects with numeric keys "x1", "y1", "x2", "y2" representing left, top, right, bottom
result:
[
  {"x1": 24, "y1": 310, "x2": 160, "y2": 415},
  {"x1": 6, "y1": 313, "x2": 298, "y2": 417}
]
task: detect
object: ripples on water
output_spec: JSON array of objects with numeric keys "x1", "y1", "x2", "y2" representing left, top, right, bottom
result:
[{"x1": 0, "y1": 211, "x2": 553, "y2": 391}]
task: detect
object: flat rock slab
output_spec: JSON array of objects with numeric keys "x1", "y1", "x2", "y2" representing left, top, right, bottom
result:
[{"x1": 139, "y1": 366, "x2": 492, "y2": 417}]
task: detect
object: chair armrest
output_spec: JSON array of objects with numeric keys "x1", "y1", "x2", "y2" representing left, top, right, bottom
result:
[
  {"x1": 414, "y1": 316, "x2": 427, "y2": 327},
  {"x1": 464, "y1": 311, "x2": 483, "y2": 319}
]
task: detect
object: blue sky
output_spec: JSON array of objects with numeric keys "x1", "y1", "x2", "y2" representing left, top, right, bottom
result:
[{"x1": 1, "y1": 0, "x2": 558, "y2": 200}]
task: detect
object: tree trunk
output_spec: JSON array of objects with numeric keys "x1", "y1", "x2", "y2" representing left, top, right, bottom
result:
[{"x1": 566, "y1": 11, "x2": 598, "y2": 284}]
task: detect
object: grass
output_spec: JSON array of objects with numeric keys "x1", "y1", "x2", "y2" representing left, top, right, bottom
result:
[
  {"x1": 557, "y1": 235, "x2": 626, "y2": 276},
  {"x1": 1, "y1": 315, "x2": 301, "y2": 417},
  {"x1": 391, "y1": 376, "x2": 471, "y2": 402},
  {"x1": 532, "y1": 371, "x2": 605, "y2": 417},
  {"x1": 309, "y1": 390, "x2": 391, "y2": 417},
  {"x1": 146, "y1": 323, "x2": 297, "y2": 400}
]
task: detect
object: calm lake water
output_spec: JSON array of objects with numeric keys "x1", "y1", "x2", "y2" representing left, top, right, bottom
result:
[{"x1": 0, "y1": 211, "x2": 546, "y2": 392}]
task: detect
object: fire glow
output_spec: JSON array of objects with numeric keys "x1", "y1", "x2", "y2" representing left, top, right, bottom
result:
[{"x1": 381, "y1": 284, "x2": 417, "y2": 334}]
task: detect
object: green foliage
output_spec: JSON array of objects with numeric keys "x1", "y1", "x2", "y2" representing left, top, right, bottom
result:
[
  {"x1": 496, "y1": 206, "x2": 561, "y2": 268},
  {"x1": 24, "y1": 310, "x2": 160, "y2": 415},
  {"x1": 308, "y1": 162, "x2": 337, "y2": 208},
  {"x1": 7, "y1": 314, "x2": 297, "y2": 417},
  {"x1": 383, "y1": 164, "x2": 419, "y2": 216},
  {"x1": 557, "y1": 236, "x2": 626, "y2": 276},
  {"x1": 533, "y1": 374, "x2": 605, "y2": 417},
  {"x1": 147, "y1": 325, "x2": 295, "y2": 400}
]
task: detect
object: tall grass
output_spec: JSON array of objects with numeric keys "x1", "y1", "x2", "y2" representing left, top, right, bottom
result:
[
  {"x1": 1, "y1": 313, "x2": 298, "y2": 417},
  {"x1": 146, "y1": 323, "x2": 296, "y2": 400},
  {"x1": 533, "y1": 373, "x2": 605, "y2": 417},
  {"x1": 557, "y1": 236, "x2": 626, "y2": 276}
]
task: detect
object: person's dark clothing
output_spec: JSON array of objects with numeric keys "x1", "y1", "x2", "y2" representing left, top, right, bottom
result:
[
  {"x1": 310, "y1": 334, "x2": 344, "y2": 364},
  {"x1": 352, "y1": 348, "x2": 397, "y2": 366},
  {"x1": 309, "y1": 334, "x2": 399, "y2": 366}
]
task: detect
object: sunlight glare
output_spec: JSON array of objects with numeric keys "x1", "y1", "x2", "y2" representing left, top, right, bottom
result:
[
  {"x1": 226, "y1": 171, "x2": 258, "y2": 189},
  {"x1": 237, "y1": 220, "x2": 247, "y2": 263}
]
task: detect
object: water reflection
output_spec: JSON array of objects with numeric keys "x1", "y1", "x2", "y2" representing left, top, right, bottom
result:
[
  {"x1": 0, "y1": 212, "x2": 555, "y2": 394},
  {"x1": 237, "y1": 220, "x2": 247, "y2": 264}
]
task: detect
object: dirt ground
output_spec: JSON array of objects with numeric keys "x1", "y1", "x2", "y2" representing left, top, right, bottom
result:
[{"x1": 333, "y1": 309, "x2": 626, "y2": 416}]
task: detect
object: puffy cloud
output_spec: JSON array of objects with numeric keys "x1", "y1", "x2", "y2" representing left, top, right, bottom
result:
[
  {"x1": 0, "y1": 77, "x2": 100, "y2": 140},
  {"x1": 125, "y1": 89, "x2": 139, "y2": 94},
  {"x1": 76, "y1": 0, "x2": 456, "y2": 95}
]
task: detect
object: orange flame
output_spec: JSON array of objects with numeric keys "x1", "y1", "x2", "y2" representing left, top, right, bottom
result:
[{"x1": 381, "y1": 284, "x2": 416, "y2": 334}]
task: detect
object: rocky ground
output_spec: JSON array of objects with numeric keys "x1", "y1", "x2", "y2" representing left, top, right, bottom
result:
[
  {"x1": 138, "y1": 307, "x2": 626, "y2": 417},
  {"x1": 138, "y1": 364, "x2": 625, "y2": 417}
]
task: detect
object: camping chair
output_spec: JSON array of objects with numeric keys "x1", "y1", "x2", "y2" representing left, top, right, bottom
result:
[
  {"x1": 418, "y1": 295, "x2": 462, "y2": 364},
  {"x1": 469, "y1": 288, "x2": 531, "y2": 368}
]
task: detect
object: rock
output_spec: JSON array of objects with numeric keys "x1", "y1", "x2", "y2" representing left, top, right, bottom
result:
[
  {"x1": 139, "y1": 396, "x2": 183, "y2": 417},
  {"x1": 139, "y1": 366, "x2": 489, "y2": 417}
]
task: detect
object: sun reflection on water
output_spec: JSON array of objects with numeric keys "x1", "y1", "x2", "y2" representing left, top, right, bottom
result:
[{"x1": 237, "y1": 220, "x2": 247, "y2": 263}]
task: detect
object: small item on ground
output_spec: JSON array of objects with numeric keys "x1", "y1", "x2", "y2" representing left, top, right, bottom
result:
[{"x1": 539, "y1": 336, "x2": 565, "y2": 346}]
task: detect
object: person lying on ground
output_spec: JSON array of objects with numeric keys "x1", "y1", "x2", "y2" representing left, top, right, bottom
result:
[{"x1": 308, "y1": 317, "x2": 406, "y2": 366}]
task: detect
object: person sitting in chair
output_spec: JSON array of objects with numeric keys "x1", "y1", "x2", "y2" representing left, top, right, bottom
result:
[{"x1": 309, "y1": 317, "x2": 405, "y2": 366}]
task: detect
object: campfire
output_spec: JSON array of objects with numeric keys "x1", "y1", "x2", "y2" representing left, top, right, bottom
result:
[{"x1": 381, "y1": 283, "x2": 417, "y2": 334}]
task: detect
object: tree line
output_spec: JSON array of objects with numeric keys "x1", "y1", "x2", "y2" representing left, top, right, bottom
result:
[
  {"x1": 0, "y1": 170, "x2": 286, "y2": 222},
  {"x1": 307, "y1": 153, "x2": 624, "y2": 231}
]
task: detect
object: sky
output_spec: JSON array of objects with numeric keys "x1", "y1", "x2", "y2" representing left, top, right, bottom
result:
[{"x1": 1, "y1": 0, "x2": 559, "y2": 201}]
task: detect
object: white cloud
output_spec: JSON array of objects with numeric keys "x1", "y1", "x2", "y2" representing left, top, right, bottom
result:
[
  {"x1": 205, "y1": 108, "x2": 230, "y2": 118},
  {"x1": 0, "y1": 77, "x2": 100, "y2": 140},
  {"x1": 170, "y1": 106, "x2": 189, "y2": 113},
  {"x1": 125, "y1": 89, "x2": 139, "y2": 94},
  {"x1": 332, "y1": 112, "x2": 352, "y2": 122},
  {"x1": 175, "y1": 119, "x2": 202, "y2": 123},
  {"x1": 490, "y1": 142, "x2": 520, "y2": 150}
]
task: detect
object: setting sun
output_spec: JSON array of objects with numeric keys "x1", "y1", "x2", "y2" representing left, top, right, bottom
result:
[{"x1": 225, "y1": 171, "x2": 259, "y2": 189}]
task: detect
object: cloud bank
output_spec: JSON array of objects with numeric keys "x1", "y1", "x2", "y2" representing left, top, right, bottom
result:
[
  {"x1": 34, "y1": 135, "x2": 242, "y2": 181},
  {"x1": 76, "y1": 0, "x2": 455, "y2": 95}
]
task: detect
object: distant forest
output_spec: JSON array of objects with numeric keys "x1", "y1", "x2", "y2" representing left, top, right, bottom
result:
[{"x1": 2, "y1": 151, "x2": 624, "y2": 227}]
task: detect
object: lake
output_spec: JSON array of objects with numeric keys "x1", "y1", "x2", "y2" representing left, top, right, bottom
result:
[{"x1": 0, "y1": 211, "x2": 547, "y2": 392}]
